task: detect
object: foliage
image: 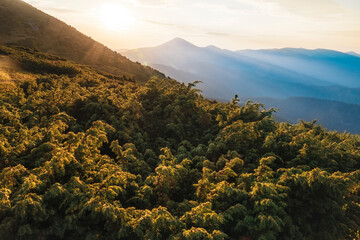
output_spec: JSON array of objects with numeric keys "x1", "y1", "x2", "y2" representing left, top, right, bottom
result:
[{"x1": 0, "y1": 46, "x2": 359, "y2": 239}]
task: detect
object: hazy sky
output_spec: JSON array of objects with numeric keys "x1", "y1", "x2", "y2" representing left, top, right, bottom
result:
[{"x1": 23, "y1": 0, "x2": 360, "y2": 52}]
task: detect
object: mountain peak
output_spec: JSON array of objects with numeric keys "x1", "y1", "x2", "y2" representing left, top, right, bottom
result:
[
  {"x1": 159, "y1": 37, "x2": 196, "y2": 48},
  {"x1": 170, "y1": 37, "x2": 190, "y2": 43},
  {"x1": 205, "y1": 45, "x2": 220, "y2": 50}
]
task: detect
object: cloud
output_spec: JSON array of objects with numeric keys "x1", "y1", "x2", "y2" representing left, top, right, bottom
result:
[
  {"x1": 22, "y1": 0, "x2": 43, "y2": 5},
  {"x1": 260, "y1": 0, "x2": 347, "y2": 17},
  {"x1": 207, "y1": 32, "x2": 232, "y2": 37},
  {"x1": 124, "y1": 0, "x2": 168, "y2": 7},
  {"x1": 23, "y1": 0, "x2": 84, "y2": 14},
  {"x1": 330, "y1": 30, "x2": 360, "y2": 37},
  {"x1": 45, "y1": 7, "x2": 82, "y2": 14},
  {"x1": 144, "y1": 20, "x2": 232, "y2": 37},
  {"x1": 144, "y1": 19, "x2": 237, "y2": 40},
  {"x1": 144, "y1": 20, "x2": 185, "y2": 29},
  {"x1": 136, "y1": 0, "x2": 166, "y2": 6}
]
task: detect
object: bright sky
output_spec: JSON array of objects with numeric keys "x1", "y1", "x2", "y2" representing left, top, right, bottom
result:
[{"x1": 23, "y1": 0, "x2": 360, "y2": 52}]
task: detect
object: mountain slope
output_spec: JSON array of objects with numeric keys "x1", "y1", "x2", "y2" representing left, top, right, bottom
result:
[
  {"x1": 125, "y1": 38, "x2": 360, "y2": 101},
  {"x1": 237, "y1": 48, "x2": 360, "y2": 87},
  {"x1": 0, "y1": 45, "x2": 359, "y2": 240},
  {"x1": 347, "y1": 51, "x2": 360, "y2": 58},
  {"x1": 125, "y1": 38, "x2": 360, "y2": 133},
  {"x1": 0, "y1": 0, "x2": 164, "y2": 81},
  {"x1": 243, "y1": 97, "x2": 360, "y2": 133}
]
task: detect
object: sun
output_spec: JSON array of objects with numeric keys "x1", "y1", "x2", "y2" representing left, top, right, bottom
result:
[{"x1": 99, "y1": 4, "x2": 134, "y2": 31}]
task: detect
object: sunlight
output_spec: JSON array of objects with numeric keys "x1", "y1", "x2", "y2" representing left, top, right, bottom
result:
[{"x1": 99, "y1": 4, "x2": 134, "y2": 31}]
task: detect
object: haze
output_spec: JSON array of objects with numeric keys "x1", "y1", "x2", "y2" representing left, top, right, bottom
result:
[{"x1": 23, "y1": 0, "x2": 360, "y2": 52}]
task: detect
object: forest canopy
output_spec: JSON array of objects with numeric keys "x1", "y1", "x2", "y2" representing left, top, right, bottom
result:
[{"x1": 0, "y1": 46, "x2": 359, "y2": 240}]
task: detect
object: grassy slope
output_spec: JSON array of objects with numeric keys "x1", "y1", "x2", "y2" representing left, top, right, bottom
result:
[{"x1": 0, "y1": 0, "x2": 164, "y2": 82}]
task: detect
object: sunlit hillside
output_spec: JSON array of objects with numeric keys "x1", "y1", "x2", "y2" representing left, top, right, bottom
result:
[
  {"x1": 0, "y1": 0, "x2": 164, "y2": 82},
  {"x1": 1, "y1": 0, "x2": 360, "y2": 239},
  {"x1": 0, "y1": 45, "x2": 359, "y2": 240}
]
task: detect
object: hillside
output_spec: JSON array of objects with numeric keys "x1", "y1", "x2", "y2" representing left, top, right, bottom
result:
[
  {"x1": 124, "y1": 38, "x2": 360, "y2": 100},
  {"x1": 0, "y1": 0, "x2": 164, "y2": 82},
  {"x1": 242, "y1": 97, "x2": 360, "y2": 134},
  {"x1": 125, "y1": 38, "x2": 325, "y2": 99},
  {"x1": 237, "y1": 48, "x2": 360, "y2": 87},
  {"x1": 0, "y1": 45, "x2": 359, "y2": 240},
  {"x1": 348, "y1": 51, "x2": 360, "y2": 58}
]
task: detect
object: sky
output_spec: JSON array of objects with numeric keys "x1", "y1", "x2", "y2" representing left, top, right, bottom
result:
[{"x1": 23, "y1": 0, "x2": 360, "y2": 52}]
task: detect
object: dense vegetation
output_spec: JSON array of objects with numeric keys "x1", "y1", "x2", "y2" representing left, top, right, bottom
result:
[
  {"x1": 0, "y1": 0, "x2": 164, "y2": 82},
  {"x1": 0, "y1": 46, "x2": 359, "y2": 240}
]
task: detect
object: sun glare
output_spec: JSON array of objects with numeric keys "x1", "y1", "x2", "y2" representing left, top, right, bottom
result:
[{"x1": 99, "y1": 4, "x2": 134, "y2": 31}]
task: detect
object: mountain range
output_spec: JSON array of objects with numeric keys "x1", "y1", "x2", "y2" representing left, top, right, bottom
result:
[
  {"x1": 1, "y1": 0, "x2": 360, "y2": 133},
  {"x1": 125, "y1": 38, "x2": 360, "y2": 101},
  {"x1": 125, "y1": 38, "x2": 360, "y2": 133}
]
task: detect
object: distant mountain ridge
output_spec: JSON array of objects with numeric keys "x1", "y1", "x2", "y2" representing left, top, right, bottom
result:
[
  {"x1": 348, "y1": 51, "x2": 360, "y2": 58},
  {"x1": 0, "y1": 0, "x2": 164, "y2": 81},
  {"x1": 125, "y1": 38, "x2": 360, "y2": 100},
  {"x1": 242, "y1": 97, "x2": 360, "y2": 134},
  {"x1": 237, "y1": 48, "x2": 360, "y2": 88},
  {"x1": 125, "y1": 38, "x2": 360, "y2": 133}
]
